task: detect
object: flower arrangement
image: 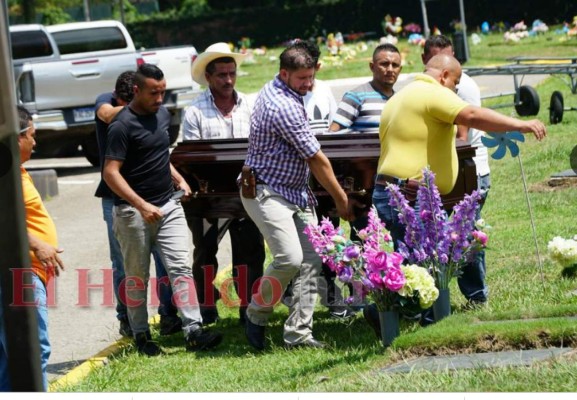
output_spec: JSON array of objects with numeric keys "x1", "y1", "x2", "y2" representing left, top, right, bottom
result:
[
  {"x1": 304, "y1": 207, "x2": 438, "y2": 312},
  {"x1": 547, "y1": 235, "x2": 577, "y2": 267},
  {"x1": 387, "y1": 168, "x2": 487, "y2": 290},
  {"x1": 403, "y1": 22, "x2": 422, "y2": 35}
]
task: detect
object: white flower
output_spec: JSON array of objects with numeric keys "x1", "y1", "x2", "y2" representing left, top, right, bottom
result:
[{"x1": 548, "y1": 236, "x2": 577, "y2": 267}]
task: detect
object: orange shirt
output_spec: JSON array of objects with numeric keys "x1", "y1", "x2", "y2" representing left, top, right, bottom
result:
[{"x1": 21, "y1": 167, "x2": 58, "y2": 284}]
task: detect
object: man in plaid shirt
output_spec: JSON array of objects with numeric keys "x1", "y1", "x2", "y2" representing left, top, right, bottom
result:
[
  {"x1": 241, "y1": 44, "x2": 355, "y2": 350},
  {"x1": 183, "y1": 43, "x2": 265, "y2": 326}
]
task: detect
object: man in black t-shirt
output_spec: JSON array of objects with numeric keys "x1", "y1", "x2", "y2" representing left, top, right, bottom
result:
[
  {"x1": 103, "y1": 64, "x2": 222, "y2": 356},
  {"x1": 94, "y1": 71, "x2": 182, "y2": 339}
]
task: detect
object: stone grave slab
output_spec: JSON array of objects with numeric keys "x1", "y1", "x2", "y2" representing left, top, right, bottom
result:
[
  {"x1": 381, "y1": 348, "x2": 573, "y2": 374},
  {"x1": 549, "y1": 169, "x2": 577, "y2": 187}
]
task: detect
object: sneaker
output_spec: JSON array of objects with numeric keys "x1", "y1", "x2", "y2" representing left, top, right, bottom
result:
[
  {"x1": 119, "y1": 317, "x2": 133, "y2": 337},
  {"x1": 134, "y1": 331, "x2": 163, "y2": 357},
  {"x1": 159, "y1": 315, "x2": 182, "y2": 336},
  {"x1": 285, "y1": 337, "x2": 327, "y2": 350},
  {"x1": 185, "y1": 328, "x2": 223, "y2": 351},
  {"x1": 329, "y1": 306, "x2": 357, "y2": 319},
  {"x1": 245, "y1": 317, "x2": 265, "y2": 351}
]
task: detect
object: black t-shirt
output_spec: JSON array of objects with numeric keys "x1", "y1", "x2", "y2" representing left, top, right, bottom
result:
[
  {"x1": 105, "y1": 106, "x2": 174, "y2": 207},
  {"x1": 94, "y1": 92, "x2": 117, "y2": 199}
]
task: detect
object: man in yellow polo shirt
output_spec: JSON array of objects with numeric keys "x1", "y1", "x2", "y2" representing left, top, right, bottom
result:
[
  {"x1": 373, "y1": 54, "x2": 546, "y2": 236},
  {"x1": 0, "y1": 106, "x2": 65, "y2": 391},
  {"x1": 363, "y1": 54, "x2": 546, "y2": 332}
]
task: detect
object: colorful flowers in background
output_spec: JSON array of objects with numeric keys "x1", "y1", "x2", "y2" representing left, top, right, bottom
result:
[
  {"x1": 403, "y1": 22, "x2": 422, "y2": 35},
  {"x1": 547, "y1": 235, "x2": 577, "y2": 268},
  {"x1": 504, "y1": 21, "x2": 529, "y2": 42},
  {"x1": 304, "y1": 207, "x2": 438, "y2": 312},
  {"x1": 408, "y1": 33, "x2": 425, "y2": 47},
  {"x1": 530, "y1": 20, "x2": 549, "y2": 36},
  {"x1": 382, "y1": 14, "x2": 403, "y2": 36},
  {"x1": 387, "y1": 168, "x2": 487, "y2": 290}
]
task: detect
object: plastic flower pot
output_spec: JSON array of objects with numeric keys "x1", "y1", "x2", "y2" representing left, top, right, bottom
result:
[
  {"x1": 378, "y1": 310, "x2": 399, "y2": 347},
  {"x1": 433, "y1": 288, "x2": 451, "y2": 321}
]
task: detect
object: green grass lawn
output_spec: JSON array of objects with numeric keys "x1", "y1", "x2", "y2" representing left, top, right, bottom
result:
[{"x1": 57, "y1": 30, "x2": 577, "y2": 392}]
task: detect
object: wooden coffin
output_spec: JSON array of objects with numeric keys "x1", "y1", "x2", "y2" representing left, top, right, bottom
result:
[{"x1": 170, "y1": 133, "x2": 477, "y2": 219}]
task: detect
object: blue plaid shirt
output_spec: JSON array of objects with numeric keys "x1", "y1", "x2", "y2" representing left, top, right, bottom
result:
[{"x1": 246, "y1": 75, "x2": 321, "y2": 208}]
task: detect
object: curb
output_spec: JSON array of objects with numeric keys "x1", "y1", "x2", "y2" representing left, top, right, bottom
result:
[{"x1": 48, "y1": 314, "x2": 161, "y2": 392}]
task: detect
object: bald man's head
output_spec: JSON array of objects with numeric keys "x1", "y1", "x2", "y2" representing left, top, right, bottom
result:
[{"x1": 425, "y1": 54, "x2": 462, "y2": 93}]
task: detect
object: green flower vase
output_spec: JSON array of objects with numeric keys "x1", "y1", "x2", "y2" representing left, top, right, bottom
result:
[
  {"x1": 378, "y1": 310, "x2": 400, "y2": 347},
  {"x1": 433, "y1": 288, "x2": 451, "y2": 321}
]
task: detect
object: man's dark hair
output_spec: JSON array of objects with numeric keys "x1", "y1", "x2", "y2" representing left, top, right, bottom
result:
[
  {"x1": 206, "y1": 56, "x2": 236, "y2": 75},
  {"x1": 279, "y1": 44, "x2": 316, "y2": 71},
  {"x1": 17, "y1": 105, "x2": 32, "y2": 134},
  {"x1": 373, "y1": 43, "x2": 400, "y2": 60},
  {"x1": 115, "y1": 70, "x2": 135, "y2": 103},
  {"x1": 423, "y1": 35, "x2": 453, "y2": 57},
  {"x1": 293, "y1": 40, "x2": 321, "y2": 65},
  {"x1": 134, "y1": 63, "x2": 164, "y2": 88}
]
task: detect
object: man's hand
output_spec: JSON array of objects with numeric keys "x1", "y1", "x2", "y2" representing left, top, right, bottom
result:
[
  {"x1": 176, "y1": 180, "x2": 192, "y2": 200},
  {"x1": 521, "y1": 119, "x2": 547, "y2": 141},
  {"x1": 29, "y1": 234, "x2": 65, "y2": 277},
  {"x1": 334, "y1": 197, "x2": 351, "y2": 221},
  {"x1": 137, "y1": 202, "x2": 163, "y2": 223}
]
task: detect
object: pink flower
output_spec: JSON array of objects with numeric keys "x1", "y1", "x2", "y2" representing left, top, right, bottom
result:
[
  {"x1": 367, "y1": 251, "x2": 388, "y2": 271},
  {"x1": 368, "y1": 272, "x2": 385, "y2": 289},
  {"x1": 472, "y1": 230, "x2": 488, "y2": 246},
  {"x1": 384, "y1": 267, "x2": 406, "y2": 292}
]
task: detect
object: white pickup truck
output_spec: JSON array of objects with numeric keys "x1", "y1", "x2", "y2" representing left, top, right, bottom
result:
[{"x1": 10, "y1": 20, "x2": 201, "y2": 165}]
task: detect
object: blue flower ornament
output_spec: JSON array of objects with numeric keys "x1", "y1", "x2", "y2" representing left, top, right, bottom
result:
[{"x1": 481, "y1": 131, "x2": 525, "y2": 159}]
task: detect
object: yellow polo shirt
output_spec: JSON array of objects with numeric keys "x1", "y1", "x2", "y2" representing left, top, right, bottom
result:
[
  {"x1": 377, "y1": 74, "x2": 468, "y2": 194},
  {"x1": 21, "y1": 167, "x2": 58, "y2": 284}
]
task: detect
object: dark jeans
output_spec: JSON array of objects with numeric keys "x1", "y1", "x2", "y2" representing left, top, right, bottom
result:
[
  {"x1": 457, "y1": 174, "x2": 490, "y2": 303},
  {"x1": 188, "y1": 217, "x2": 265, "y2": 319}
]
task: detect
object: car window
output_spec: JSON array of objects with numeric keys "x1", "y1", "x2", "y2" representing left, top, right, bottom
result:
[
  {"x1": 11, "y1": 30, "x2": 54, "y2": 60},
  {"x1": 51, "y1": 27, "x2": 128, "y2": 55}
]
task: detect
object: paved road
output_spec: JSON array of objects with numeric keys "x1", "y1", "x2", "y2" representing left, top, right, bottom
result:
[
  {"x1": 25, "y1": 157, "x2": 233, "y2": 384},
  {"x1": 28, "y1": 71, "x2": 549, "y2": 385}
]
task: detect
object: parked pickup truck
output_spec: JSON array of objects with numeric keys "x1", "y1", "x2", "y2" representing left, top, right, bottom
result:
[{"x1": 10, "y1": 20, "x2": 201, "y2": 165}]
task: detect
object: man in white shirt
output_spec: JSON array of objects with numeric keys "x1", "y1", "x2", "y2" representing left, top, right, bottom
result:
[{"x1": 182, "y1": 43, "x2": 265, "y2": 325}]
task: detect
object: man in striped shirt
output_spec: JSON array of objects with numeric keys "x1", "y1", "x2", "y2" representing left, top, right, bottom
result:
[
  {"x1": 241, "y1": 44, "x2": 354, "y2": 350},
  {"x1": 330, "y1": 43, "x2": 402, "y2": 133}
]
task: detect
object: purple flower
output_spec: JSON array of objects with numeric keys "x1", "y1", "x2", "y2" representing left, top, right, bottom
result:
[
  {"x1": 338, "y1": 266, "x2": 354, "y2": 283},
  {"x1": 343, "y1": 245, "x2": 361, "y2": 262}
]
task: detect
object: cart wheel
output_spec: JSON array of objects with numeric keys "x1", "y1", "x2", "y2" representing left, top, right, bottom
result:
[
  {"x1": 549, "y1": 91, "x2": 564, "y2": 124},
  {"x1": 515, "y1": 85, "x2": 540, "y2": 116}
]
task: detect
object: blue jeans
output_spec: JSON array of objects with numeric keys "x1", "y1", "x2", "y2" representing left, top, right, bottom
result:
[
  {"x1": 457, "y1": 174, "x2": 490, "y2": 302},
  {"x1": 102, "y1": 198, "x2": 176, "y2": 320},
  {"x1": 372, "y1": 182, "x2": 414, "y2": 250},
  {"x1": 113, "y1": 200, "x2": 202, "y2": 336},
  {"x1": 0, "y1": 273, "x2": 50, "y2": 391}
]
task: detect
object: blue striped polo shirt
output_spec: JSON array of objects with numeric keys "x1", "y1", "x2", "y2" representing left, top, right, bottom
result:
[{"x1": 332, "y1": 82, "x2": 392, "y2": 133}]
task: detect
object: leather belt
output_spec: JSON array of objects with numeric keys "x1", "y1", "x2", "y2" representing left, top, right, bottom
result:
[{"x1": 375, "y1": 173, "x2": 408, "y2": 186}]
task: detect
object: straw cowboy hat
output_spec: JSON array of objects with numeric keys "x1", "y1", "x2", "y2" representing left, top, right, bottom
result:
[{"x1": 191, "y1": 42, "x2": 246, "y2": 86}]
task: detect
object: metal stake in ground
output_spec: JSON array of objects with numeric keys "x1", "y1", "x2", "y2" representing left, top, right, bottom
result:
[{"x1": 481, "y1": 131, "x2": 545, "y2": 286}]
